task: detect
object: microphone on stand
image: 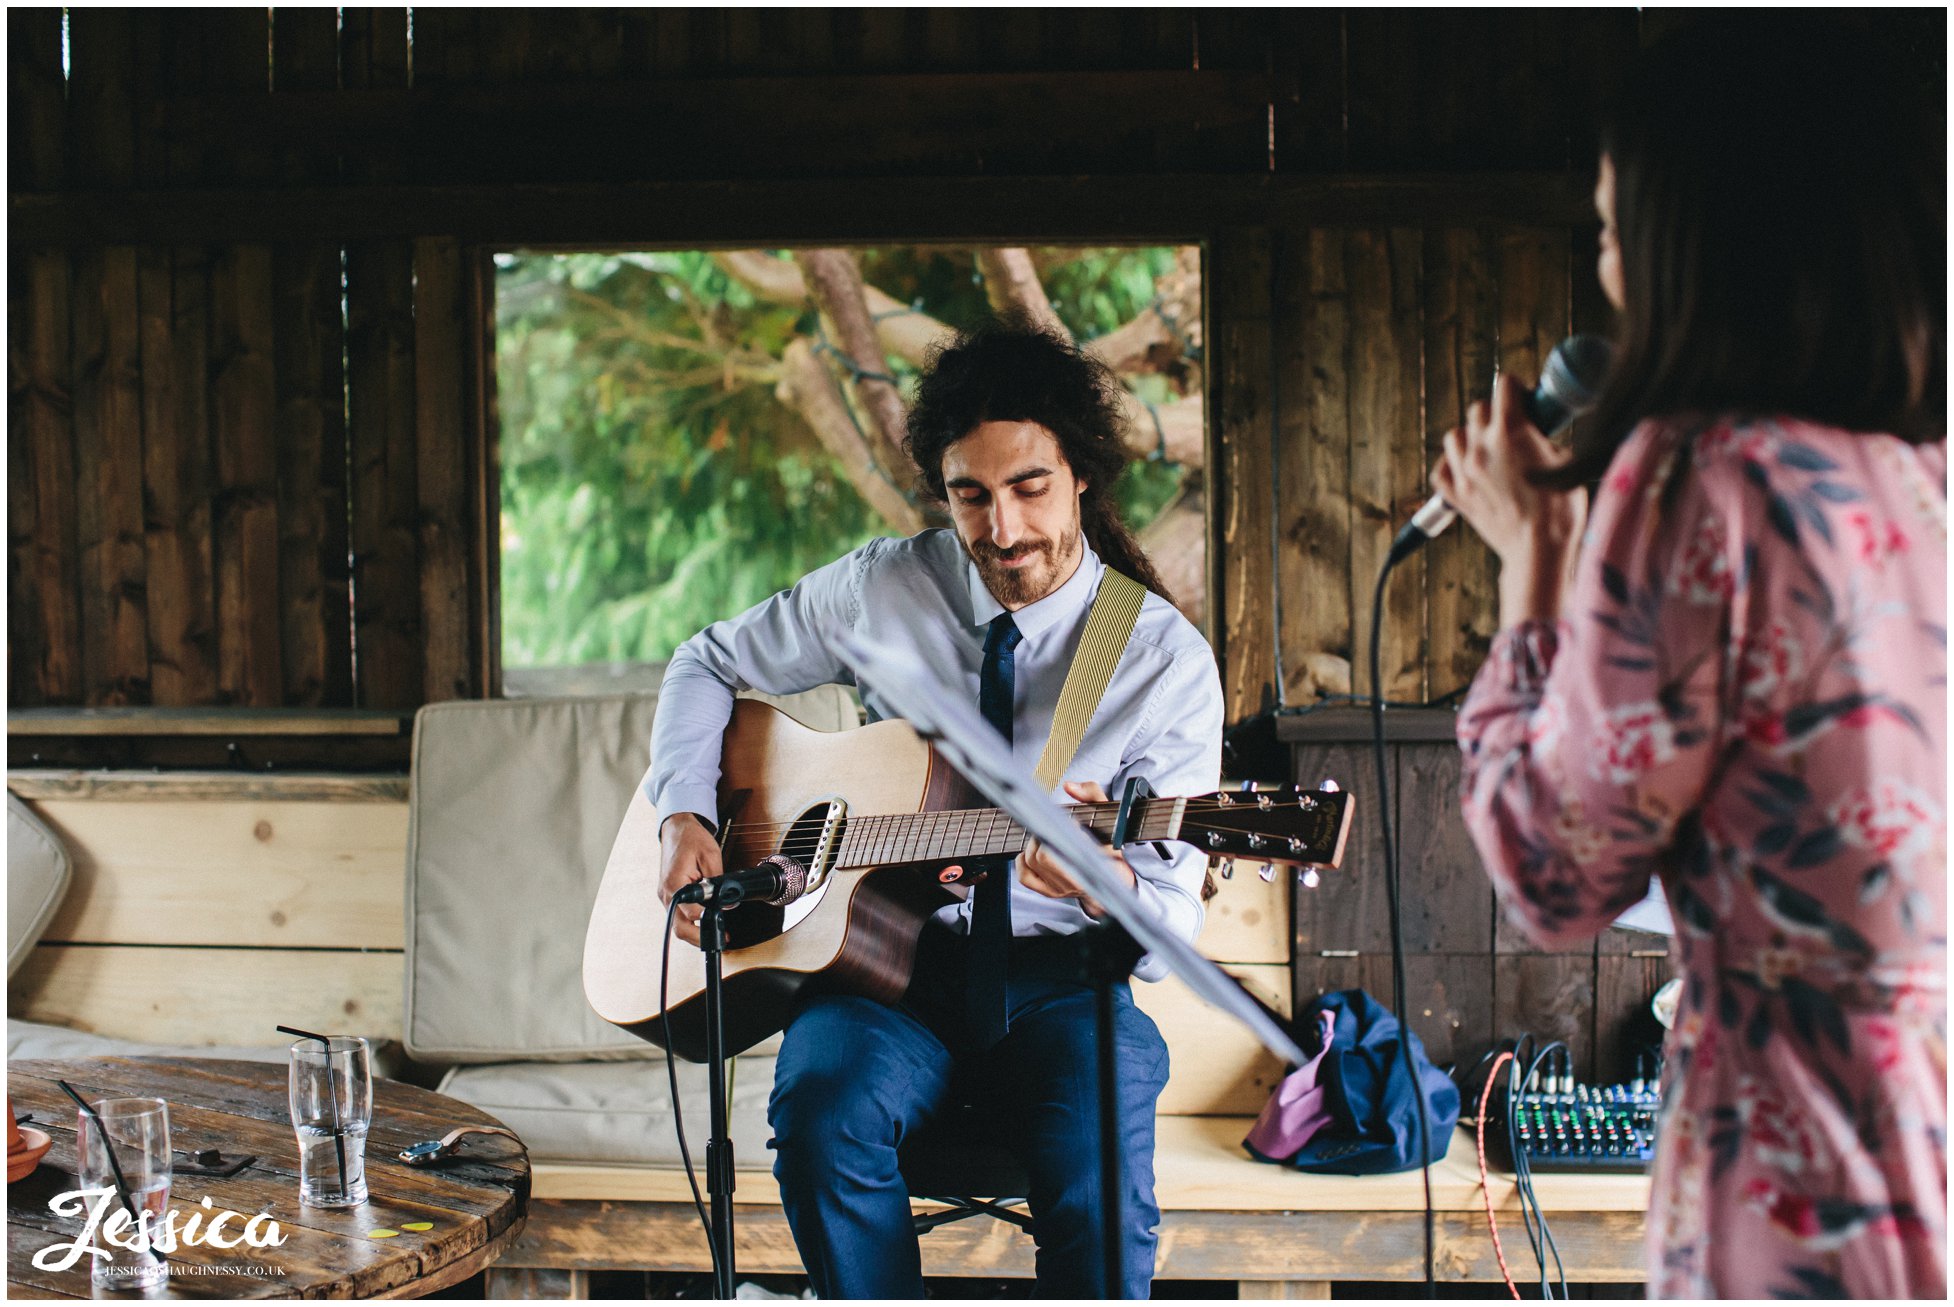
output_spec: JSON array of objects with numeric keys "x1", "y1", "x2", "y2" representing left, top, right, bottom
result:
[
  {"x1": 672, "y1": 854, "x2": 808, "y2": 908},
  {"x1": 1388, "y1": 334, "x2": 1614, "y2": 564}
]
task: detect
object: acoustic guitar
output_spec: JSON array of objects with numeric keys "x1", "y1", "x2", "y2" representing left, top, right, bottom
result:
[{"x1": 584, "y1": 699, "x2": 1354, "y2": 1062}]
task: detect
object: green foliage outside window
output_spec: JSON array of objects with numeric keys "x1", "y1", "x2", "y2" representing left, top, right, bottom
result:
[{"x1": 496, "y1": 247, "x2": 1195, "y2": 672}]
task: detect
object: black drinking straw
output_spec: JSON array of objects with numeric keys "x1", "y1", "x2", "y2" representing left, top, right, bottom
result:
[
  {"x1": 56, "y1": 1080, "x2": 166, "y2": 1266},
  {"x1": 278, "y1": 1026, "x2": 348, "y2": 1199}
]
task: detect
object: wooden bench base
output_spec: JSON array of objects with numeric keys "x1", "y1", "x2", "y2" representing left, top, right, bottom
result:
[
  {"x1": 487, "y1": 1199, "x2": 1648, "y2": 1295},
  {"x1": 488, "y1": 1120, "x2": 1650, "y2": 1296}
]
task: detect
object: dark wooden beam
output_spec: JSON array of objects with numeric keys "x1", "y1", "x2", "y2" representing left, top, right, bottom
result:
[
  {"x1": 1277, "y1": 705, "x2": 1458, "y2": 742},
  {"x1": 11, "y1": 173, "x2": 1597, "y2": 247},
  {"x1": 160, "y1": 69, "x2": 1277, "y2": 151},
  {"x1": 7, "y1": 706, "x2": 406, "y2": 736}
]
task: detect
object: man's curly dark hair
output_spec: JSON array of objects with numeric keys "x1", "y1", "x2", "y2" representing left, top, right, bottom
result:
[{"x1": 903, "y1": 313, "x2": 1173, "y2": 602}]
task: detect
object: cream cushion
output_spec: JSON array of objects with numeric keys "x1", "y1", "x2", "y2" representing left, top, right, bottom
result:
[
  {"x1": 4, "y1": 1019, "x2": 404, "y2": 1079},
  {"x1": 403, "y1": 687, "x2": 855, "y2": 1063},
  {"x1": 438, "y1": 1055, "x2": 778, "y2": 1167},
  {"x1": 8, "y1": 794, "x2": 72, "y2": 978}
]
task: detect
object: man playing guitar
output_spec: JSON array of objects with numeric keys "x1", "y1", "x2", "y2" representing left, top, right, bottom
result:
[{"x1": 652, "y1": 315, "x2": 1224, "y2": 1298}]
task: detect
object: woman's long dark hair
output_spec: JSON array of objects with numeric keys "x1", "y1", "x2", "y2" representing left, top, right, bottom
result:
[
  {"x1": 905, "y1": 313, "x2": 1174, "y2": 601},
  {"x1": 1558, "y1": 16, "x2": 1944, "y2": 486}
]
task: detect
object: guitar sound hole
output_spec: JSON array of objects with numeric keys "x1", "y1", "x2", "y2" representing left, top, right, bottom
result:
[{"x1": 720, "y1": 804, "x2": 838, "y2": 949}]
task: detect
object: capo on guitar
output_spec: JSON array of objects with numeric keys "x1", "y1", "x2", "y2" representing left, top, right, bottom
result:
[
  {"x1": 1111, "y1": 776, "x2": 1155, "y2": 848},
  {"x1": 1105, "y1": 777, "x2": 1170, "y2": 860}
]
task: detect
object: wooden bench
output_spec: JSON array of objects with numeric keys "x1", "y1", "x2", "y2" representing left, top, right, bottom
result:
[
  {"x1": 504, "y1": 1115, "x2": 1652, "y2": 1297},
  {"x1": 6, "y1": 768, "x2": 1649, "y2": 1296}
]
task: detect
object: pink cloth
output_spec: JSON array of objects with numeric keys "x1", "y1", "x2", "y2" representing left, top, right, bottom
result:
[
  {"x1": 1458, "y1": 416, "x2": 1946, "y2": 1299},
  {"x1": 1244, "y1": 1009, "x2": 1339, "y2": 1160}
]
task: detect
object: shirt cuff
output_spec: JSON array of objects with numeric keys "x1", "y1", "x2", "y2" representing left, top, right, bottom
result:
[{"x1": 651, "y1": 782, "x2": 721, "y2": 832}]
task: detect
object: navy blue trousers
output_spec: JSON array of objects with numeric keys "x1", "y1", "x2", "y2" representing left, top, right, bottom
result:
[{"x1": 768, "y1": 924, "x2": 1171, "y2": 1299}]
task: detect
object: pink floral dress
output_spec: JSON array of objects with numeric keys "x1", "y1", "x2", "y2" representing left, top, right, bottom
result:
[{"x1": 1458, "y1": 415, "x2": 1946, "y2": 1298}]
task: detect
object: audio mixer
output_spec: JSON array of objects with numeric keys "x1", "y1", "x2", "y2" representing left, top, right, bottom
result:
[{"x1": 1476, "y1": 1070, "x2": 1662, "y2": 1175}]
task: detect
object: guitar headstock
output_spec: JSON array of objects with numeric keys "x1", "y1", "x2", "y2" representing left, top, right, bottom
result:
[{"x1": 1179, "y1": 783, "x2": 1353, "y2": 871}]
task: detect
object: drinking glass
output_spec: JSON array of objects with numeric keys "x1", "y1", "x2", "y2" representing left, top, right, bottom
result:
[
  {"x1": 287, "y1": 1035, "x2": 372, "y2": 1208},
  {"x1": 75, "y1": 1097, "x2": 171, "y2": 1292}
]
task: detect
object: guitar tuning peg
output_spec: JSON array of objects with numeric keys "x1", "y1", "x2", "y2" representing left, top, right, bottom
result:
[
  {"x1": 1217, "y1": 858, "x2": 1236, "y2": 880},
  {"x1": 1256, "y1": 862, "x2": 1279, "y2": 883},
  {"x1": 1240, "y1": 779, "x2": 1258, "y2": 791},
  {"x1": 1317, "y1": 779, "x2": 1341, "y2": 793},
  {"x1": 1300, "y1": 867, "x2": 1321, "y2": 889}
]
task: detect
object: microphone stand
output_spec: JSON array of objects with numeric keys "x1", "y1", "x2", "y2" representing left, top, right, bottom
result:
[
  {"x1": 699, "y1": 900, "x2": 737, "y2": 1299},
  {"x1": 1065, "y1": 776, "x2": 1152, "y2": 1300}
]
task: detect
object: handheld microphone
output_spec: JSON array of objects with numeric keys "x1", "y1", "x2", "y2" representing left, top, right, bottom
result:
[
  {"x1": 1388, "y1": 334, "x2": 1614, "y2": 564},
  {"x1": 672, "y1": 854, "x2": 808, "y2": 908}
]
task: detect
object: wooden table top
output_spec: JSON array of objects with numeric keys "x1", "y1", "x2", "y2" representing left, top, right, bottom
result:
[{"x1": 8, "y1": 1057, "x2": 529, "y2": 1300}]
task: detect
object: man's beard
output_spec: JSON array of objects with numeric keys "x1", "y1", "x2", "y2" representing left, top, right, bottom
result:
[{"x1": 965, "y1": 521, "x2": 1083, "y2": 608}]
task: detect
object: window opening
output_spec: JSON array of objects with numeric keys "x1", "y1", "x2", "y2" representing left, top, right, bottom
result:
[{"x1": 493, "y1": 246, "x2": 1206, "y2": 697}]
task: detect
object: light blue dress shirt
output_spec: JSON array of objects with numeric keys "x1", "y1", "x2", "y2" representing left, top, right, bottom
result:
[{"x1": 648, "y1": 528, "x2": 1226, "y2": 981}]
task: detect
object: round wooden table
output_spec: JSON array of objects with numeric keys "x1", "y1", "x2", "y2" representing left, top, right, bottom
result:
[{"x1": 7, "y1": 1057, "x2": 528, "y2": 1299}]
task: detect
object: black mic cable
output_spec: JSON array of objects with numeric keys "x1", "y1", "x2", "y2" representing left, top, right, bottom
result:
[
  {"x1": 1367, "y1": 336, "x2": 1610, "y2": 1293},
  {"x1": 660, "y1": 896, "x2": 721, "y2": 1292},
  {"x1": 1368, "y1": 554, "x2": 1436, "y2": 1294}
]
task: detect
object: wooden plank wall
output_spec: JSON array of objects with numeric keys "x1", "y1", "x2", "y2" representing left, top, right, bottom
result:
[
  {"x1": 9, "y1": 8, "x2": 481, "y2": 711},
  {"x1": 1293, "y1": 738, "x2": 1673, "y2": 1089},
  {"x1": 8, "y1": 774, "x2": 409, "y2": 1047}
]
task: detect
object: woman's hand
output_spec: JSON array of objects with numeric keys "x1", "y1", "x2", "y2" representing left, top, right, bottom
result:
[
  {"x1": 1430, "y1": 372, "x2": 1589, "y2": 625},
  {"x1": 1018, "y1": 781, "x2": 1136, "y2": 919}
]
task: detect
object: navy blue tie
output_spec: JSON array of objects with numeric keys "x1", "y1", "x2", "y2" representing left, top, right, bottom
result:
[{"x1": 969, "y1": 614, "x2": 1022, "y2": 1047}]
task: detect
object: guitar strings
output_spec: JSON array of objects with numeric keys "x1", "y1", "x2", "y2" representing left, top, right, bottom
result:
[
  {"x1": 700, "y1": 799, "x2": 1341, "y2": 866},
  {"x1": 703, "y1": 808, "x2": 1338, "y2": 867},
  {"x1": 703, "y1": 795, "x2": 1338, "y2": 843}
]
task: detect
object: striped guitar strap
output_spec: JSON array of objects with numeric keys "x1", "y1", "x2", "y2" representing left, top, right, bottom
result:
[{"x1": 1031, "y1": 568, "x2": 1148, "y2": 792}]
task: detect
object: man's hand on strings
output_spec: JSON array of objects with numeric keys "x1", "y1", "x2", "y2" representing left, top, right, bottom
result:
[
  {"x1": 658, "y1": 811, "x2": 723, "y2": 946},
  {"x1": 1018, "y1": 781, "x2": 1137, "y2": 919}
]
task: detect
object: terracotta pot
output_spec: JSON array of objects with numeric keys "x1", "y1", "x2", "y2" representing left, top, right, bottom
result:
[{"x1": 7, "y1": 1095, "x2": 52, "y2": 1183}]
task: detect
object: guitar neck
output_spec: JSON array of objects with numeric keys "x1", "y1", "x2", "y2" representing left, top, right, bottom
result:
[{"x1": 833, "y1": 797, "x2": 1186, "y2": 869}]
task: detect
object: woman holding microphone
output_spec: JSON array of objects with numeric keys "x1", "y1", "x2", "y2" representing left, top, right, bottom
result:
[{"x1": 1437, "y1": 20, "x2": 1944, "y2": 1299}]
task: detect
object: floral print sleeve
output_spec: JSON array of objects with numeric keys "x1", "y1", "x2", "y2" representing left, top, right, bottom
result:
[
  {"x1": 1458, "y1": 421, "x2": 1728, "y2": 949},
  {"x1": 1459, "y1": 416, "x2": 1947, "y2": 1299}
]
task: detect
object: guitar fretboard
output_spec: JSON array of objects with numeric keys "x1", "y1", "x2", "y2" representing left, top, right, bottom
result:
[{"x1": 833, "y1": 798, "x2": 1184, "y2": 869}]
